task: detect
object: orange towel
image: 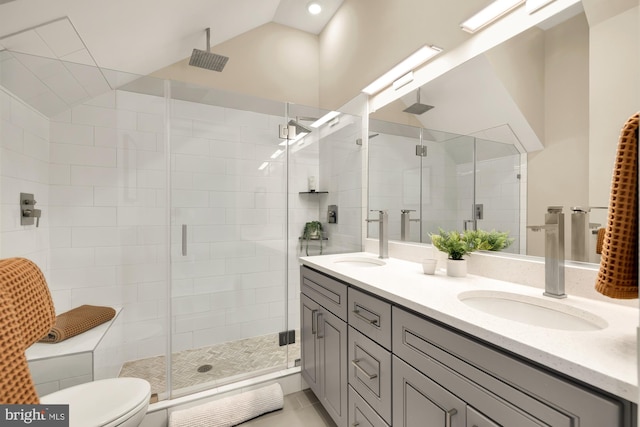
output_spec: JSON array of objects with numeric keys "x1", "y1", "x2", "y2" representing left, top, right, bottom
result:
[
  {"x1": 595, "y1": 228, "x2": 605, "y2": 255},
  {"x1": 39, "y1": 305, "x2": 116, "y2": 343},
  {"x1": 595, "y1": 113, "x2": 639, "y2": 299}
]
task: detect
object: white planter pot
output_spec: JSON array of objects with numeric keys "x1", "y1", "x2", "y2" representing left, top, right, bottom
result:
[{"x1": 446, "y1": 258, "x2": 467, "y2": 277}]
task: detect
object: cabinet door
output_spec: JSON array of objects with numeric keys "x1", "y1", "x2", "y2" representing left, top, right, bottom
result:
[
  {"x1": 349, "y1": 386, "x2": 390, "y2": 427},
  {"x1": 301, "y1": 294, "x2": 320, "y2": 396},
  {"x1": 319, "y1": 307, "x2": 348, "y2": 427},
  {"x1": 393, "y1": 356, "x2": 466, "y2": 427},
  {"x1": 467, "y1": 406, "x2": 499, "y2": 427}
]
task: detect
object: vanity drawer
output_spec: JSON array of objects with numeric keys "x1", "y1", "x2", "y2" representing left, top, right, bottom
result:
[
  {"x1": 349, "y1": 386, "x2": 389, "y2": 427},
  {"x1": 348, "y1": 287, "x2": 391, "y2": 350},
  {"x1": 392, "y1": 306, "x2": 624, "y2": 427},
  {"x1": 301, "y1": 266, "x2": 348, "y2": 321},
  {"x1": 348, "y1": 326, "x2": 391, "y2": 424}
]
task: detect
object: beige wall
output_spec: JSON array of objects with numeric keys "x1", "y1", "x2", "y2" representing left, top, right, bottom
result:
[
  {"x1": 318, "y1": 0, "x2": 490, "y2": 110},
  {"x1": 527, "y1": 14, "x2": 590, "y2": 257},
  {"x1": 485, "y1": 27, "x2": 546, "y2": 143},
  {"x1": 588, "y1": 5, "x2": 640, "y2": 206},
  {"x1": 152, "y1": 22, "x2": 320, "y2": 107}
]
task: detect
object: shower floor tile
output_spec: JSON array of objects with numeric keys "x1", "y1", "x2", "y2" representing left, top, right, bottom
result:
[{"x1": 119, "y1": 332, "x2": 300, "y2": 397}]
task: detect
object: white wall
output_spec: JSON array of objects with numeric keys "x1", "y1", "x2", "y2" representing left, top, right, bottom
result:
[
  {"x1": 47, "y1": 89, "x2": 169, "y2": 362},
  {"x1": 0, "y1": 88, "x2": 50, "y2": 267}
]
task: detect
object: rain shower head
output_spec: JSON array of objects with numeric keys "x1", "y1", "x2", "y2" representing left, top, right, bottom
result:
[
  {"x1": 288, "y1": 119, "x2": 313, "y2": 135},
  {"x1": 189, "y1": 28, "x2": 229, "y2": 72},
  {"x1": 403, "y1": 90, "x2": 434, "y2": 115}
]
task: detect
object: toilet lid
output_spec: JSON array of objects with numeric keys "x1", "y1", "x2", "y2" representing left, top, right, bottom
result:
[{"x1": 40, "y1": 377, "x2": 151, "y2": 427}]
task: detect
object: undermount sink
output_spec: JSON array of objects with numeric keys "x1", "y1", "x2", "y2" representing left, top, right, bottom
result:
[
  {"x1": 458, "y1": 290, "x2": 608, "y2": 331},
  {"x1": 333, "y1": 257, "x2": 386, "y2": 267}
]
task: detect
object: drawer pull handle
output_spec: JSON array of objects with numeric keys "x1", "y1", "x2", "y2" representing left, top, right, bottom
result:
[
  {"x1": 317, "y1": 313, "x2": 324, "y2": 338},
  {"x1": 445, "y1": 408, "x2": 458, "y2": 427},
  {"x1": 352, "y1": 309, "x2": 378, "y2": 325},
  {"x1": 351, "y1": 359, "x2": 378, "y2": 379},
  {"x1": 311, "y1": 309, "x2": 318, "y2": 335}
]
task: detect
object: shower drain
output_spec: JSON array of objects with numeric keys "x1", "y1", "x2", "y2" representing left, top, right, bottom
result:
[{"x1": 197, "y1": 364, "x2": 213, "y2": 373}]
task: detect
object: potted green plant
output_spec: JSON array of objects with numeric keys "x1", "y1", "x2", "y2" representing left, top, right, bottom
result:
[
  {"x1": 466, "y1": 229, "x2": 514, "y2": 252},
  {"x1": 430, "y1": 229, "x2": 473, "y2": 277},
  {"x1": 301, "y1": 221, "x2": 324, "y2": 256}
]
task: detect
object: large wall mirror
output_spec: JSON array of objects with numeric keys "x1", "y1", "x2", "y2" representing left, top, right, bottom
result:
[{"x1": 367, "y1": 1, "x2": 639, "y2": 265}]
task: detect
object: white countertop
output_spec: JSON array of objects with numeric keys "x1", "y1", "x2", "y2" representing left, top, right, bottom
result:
[{"x1": 299, "y1": 252, "x2": 639, "y2": 403}]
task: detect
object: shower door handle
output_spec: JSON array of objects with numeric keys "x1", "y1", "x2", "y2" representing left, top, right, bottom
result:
[{"x1": 182, "y1": 224, "x2": 187, "y2": 256}]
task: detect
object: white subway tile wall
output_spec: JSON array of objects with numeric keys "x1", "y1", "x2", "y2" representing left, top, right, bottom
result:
[
  {"x1": 368, "y1": 133, "x2": 520, "y2": 245},
  {"x1": 1, "y1": 83, "x2": 362, "y2": 390}
]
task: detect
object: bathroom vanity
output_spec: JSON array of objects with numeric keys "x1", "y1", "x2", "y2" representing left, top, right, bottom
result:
[{"x1": 300, "y1": 254, "x2": 637, "y2": 427}]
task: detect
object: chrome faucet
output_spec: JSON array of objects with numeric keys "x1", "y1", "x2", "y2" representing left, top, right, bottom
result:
[
  {"x1": 366, "y1": 210, "x2": 388, "y2": 259},
  {"x1": 400, "y1": 209, "x2": 420, "y2": 241},
  {"x1": 528, "y1": 206, "x2": 566, "y2": 299},
  {"x1": 570, "y1": 206, "x2": 607, "y2": 262}
]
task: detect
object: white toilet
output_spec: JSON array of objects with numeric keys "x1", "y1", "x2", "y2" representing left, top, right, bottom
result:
[{"x1": 40, "y1": 377, "x2": 151, "y2": 427}]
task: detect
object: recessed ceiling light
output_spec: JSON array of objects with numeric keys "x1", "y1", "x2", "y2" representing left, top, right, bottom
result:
[
  {"x1": 307, "y1": 2, "x2": 322, "y2": 15},
  {"x1": 461, "y1": 0, "x2": 525, "y2": 33}
]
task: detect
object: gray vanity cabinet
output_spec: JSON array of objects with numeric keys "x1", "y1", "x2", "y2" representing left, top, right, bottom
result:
[
  {"x1": 300, "y1": 266, "x2": 633, "y2": 427},
  {"x1": 301, "y1": 267, "x2": 348, "y2": 427}
]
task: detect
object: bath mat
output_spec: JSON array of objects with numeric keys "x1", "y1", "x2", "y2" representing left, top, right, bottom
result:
[
  {"x1": 169, "y1": 383, "x2": 284, "y2": 427},
  {"x1": 39, "y1": 304, "x2": 116, "y2": 343}
]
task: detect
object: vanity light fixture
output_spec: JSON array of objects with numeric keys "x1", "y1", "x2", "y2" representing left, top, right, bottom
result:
[
  {"x1": 307, "y1": 2, "x2": 322, "y2": 15},
  {"x1": 311, "y1": 111, "x2": 340, "y2": 128},
  {"x1": 362, "y1": 45, "x2": 443, "y2": 95},
  {"x1": 526, "y1": 0, "x2": 555, "y2": 13},
  {"x1": 392, "y1": 71, "x2": 414, "y2": 91},
  {"x1": 460, "y1": 0, "x2": 525, "y2": 33}
]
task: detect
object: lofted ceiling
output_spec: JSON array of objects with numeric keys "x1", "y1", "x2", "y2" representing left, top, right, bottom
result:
[{"x1": 0, "y1": 0, "x2": 344, "y2": 76}]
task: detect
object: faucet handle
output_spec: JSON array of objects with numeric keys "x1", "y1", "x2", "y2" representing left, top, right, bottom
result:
[{"x1": 400, "y1": 209, "x2": 415, "y2": 214}]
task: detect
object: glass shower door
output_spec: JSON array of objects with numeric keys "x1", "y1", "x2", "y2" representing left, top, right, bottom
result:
[
  {"x1": 474, "y1": 137, "x2": 522, "y2": 253},
  {"x1": 168, "y1": 81, "x2": 290, "y2": 397},
  {"x1": 368, "y1": 120, "x2": 422, "y2": 242}
]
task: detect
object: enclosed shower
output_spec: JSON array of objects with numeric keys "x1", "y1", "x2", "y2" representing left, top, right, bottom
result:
[
  {"x1": 368, "y1": 118, "x2": 524, "y2": 252},
  {"x1": 0, "y1": 33, "x2": 363, "y2": 401}
]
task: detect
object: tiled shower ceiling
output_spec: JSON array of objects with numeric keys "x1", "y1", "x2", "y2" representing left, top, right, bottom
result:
[{"x1": 0, "y1": 17, "x2": 139, "y2": 117}]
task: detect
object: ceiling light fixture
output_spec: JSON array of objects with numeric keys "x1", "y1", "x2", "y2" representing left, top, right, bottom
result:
[
  {"x1": 460, "y1": 0, "x2": 525, "y2": 33},
  {"x1": 311, "y1": 111, "x2": 340, "y2": 128},
  {"x1": 526, "y1": 0, "x2": 555, "y2": 13},
  {"x1": 362, "y1": 45, "x2": 443, "y2": 95},
  {"x1": 392, "y1": 71, "x2": 414, "y2": 91},
  {"x1": 307, "y1": 2, "x2": 322, "y2": 15}
]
